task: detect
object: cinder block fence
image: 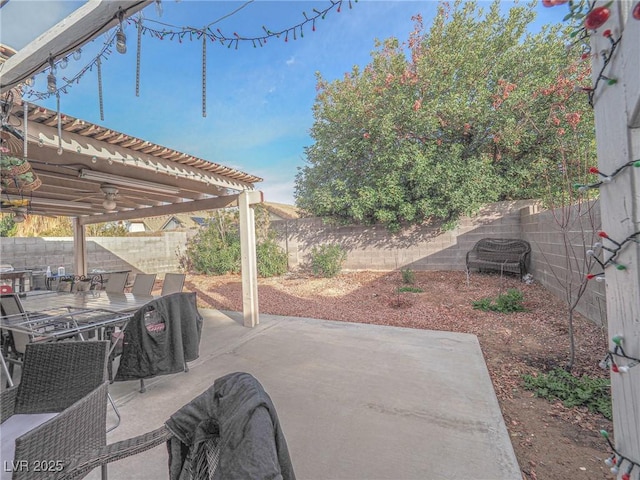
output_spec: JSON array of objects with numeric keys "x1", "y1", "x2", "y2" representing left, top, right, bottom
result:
[{"x1": 0, "y1": 200, "x2": 605, "y2": 325}]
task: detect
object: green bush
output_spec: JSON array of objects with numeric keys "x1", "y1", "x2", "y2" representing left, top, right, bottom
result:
[
  {"x1": 401, "y1": 268, "x2": 416, "y2": 284},
  {"x1": 179, "y1": 213, "x2": 289, "y2": 277},
  {"x1": 257, "y1": 238, "x2": 288, "y2": 277},
  {"x1": 310, "y1": 244, "x2": 346, "y2": 278},
  {"x1": 473, "y1": 289, "x2": 526, "y2": 313},
  {"x1": 523, "y1": 368, "x2": 611, "y2": 419}
]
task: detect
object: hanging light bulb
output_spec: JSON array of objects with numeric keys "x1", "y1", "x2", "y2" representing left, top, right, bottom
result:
[
  {"x1": 47, "y1": 72, "x2": 56, "y2": 93},
  {"x1": 116, "y1": 9, "x2": 127, "y2": 54},
  {"x1": 59, "y1": 57, "x2": 68, "y2": 69},
  {"x1": 73, "y1": 49, "x2": 82, "y2": 61},
  {"x1": 25, "y1": 76, "x2": 35, "y2": 87},
  {"x1": 47, "y1": 56, "x2": 56, "y2": 93},
  {"x1": 116, "y1": 29, "x2": 127, "y2": 54}
]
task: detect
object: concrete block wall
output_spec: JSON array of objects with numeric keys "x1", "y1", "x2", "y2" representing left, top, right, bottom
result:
[
  {"x1": 520, "y1": 201, "x2": 606, "y2": 326},
  {"x1": 0, "y1": 232, "x2": 187, "y2": 280},
  {"x1": 272, "y1": 200, "x2": 535, "y2": 272}
]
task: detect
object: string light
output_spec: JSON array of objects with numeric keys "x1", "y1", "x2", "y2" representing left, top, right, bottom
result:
[
  {"x1": 574, "y1": 160, "x2": 640, "y2": 191},
  {"x1": 585, "y1": 230, "x2": 640, "y2": 277},
  {"x1": 20, "y1": 0, "x2": 357, "y2": 113},
  {"x1": 599, "y1": 335, "x2": 640, "y2": 373},
  {"x1": 548, "y1": 1, "x2": 622, "y2": 106},
  {"x1": 600, "y1": 430, "x2": 640, "y2": 480},
  {"x1": 136, "y1": 0, "x2": 351, "y2": 47}
]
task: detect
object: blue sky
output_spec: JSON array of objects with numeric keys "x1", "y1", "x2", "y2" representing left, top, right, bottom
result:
[{"x1": 0, "y1": 0, "x2": 567, "y2": 204}]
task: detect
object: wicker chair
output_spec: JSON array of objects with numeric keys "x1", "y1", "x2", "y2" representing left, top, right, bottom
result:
[{"x1": 0, "y1": 341, "x2": 111, "y2": 480}]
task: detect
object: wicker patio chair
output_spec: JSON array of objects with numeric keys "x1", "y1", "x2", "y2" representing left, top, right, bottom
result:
[
  {"x1": 55, "y1": 372, "x2": 295, "y2": 480},
  {"x1": 1, "y1": 341, "x2": 111, "y2": 480}
]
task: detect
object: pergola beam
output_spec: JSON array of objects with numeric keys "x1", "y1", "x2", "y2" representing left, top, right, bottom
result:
[
  {"x1": 76, "y1": 194, "x2": 241, "y2": 225},
  {"x1": 0, "y1": 1, "x2": 152, "y2": 93}
]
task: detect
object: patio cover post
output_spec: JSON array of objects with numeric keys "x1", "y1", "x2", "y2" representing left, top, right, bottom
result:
[
  {"x1": 72, "y1": 218, "x2": 87, "y2": 277},
  {"x1": 238, "y1": 190, "x2": 262, "y2": 327}
]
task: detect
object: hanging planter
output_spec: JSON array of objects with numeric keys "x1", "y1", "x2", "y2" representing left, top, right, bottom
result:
[{"x1": 0, "y1": 155, "x2": 42, "y2": 193}]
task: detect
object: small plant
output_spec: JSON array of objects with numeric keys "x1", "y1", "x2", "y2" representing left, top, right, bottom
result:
[
  {"x1": 310, "y1": 244, "x2": 346, "y2": 278},
  {"x1": 397, "y1": 286, "x2": 424, "y2": 293},
  {"x1": 523, "y1": 368, "x2": 611, "y2": 419},
  {"x1": 401, "y1": 268, "x2": 416, "y2": 285},
  {"x1": 472, "y1": 289, "x2": 526, "y2": 313}
]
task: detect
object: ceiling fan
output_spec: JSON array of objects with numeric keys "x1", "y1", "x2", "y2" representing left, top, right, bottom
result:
[
  {"x1": 70, "y1": 184, "x2": 139, "y2": 212},
  {"x1": 101, "y1": 185, "x2": 118, "y2": 211}
]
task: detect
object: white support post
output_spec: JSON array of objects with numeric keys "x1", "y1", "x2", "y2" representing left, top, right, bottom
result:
[
  {"x1": 72, "y1": 217, "x2": 87, "y2": 277},
  {"x1": 238, "y1": 190, "x2": 262, "y2": 327},
  {"x1": 591, "y1": 1, "x2": 640, "y2": 472}
]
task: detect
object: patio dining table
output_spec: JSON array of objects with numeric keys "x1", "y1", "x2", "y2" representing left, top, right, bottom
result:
[
  {"x1": 20, "y1": 290, "x2": 155, "y2": 314},
  {"x1": 2, "y1": 291, "x2": 156, "y2": 344}
]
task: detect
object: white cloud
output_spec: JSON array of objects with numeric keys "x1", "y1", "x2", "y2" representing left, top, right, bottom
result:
[{"x1": 285, "y1": 56, "x2": 295, "y2": 66}]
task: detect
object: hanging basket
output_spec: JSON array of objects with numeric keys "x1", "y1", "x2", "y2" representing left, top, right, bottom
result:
[{"x1": 0, "y1": 155, "x2": 42, "y2": 193}]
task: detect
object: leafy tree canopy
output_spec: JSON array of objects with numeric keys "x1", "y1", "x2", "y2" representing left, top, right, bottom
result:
[{"x1": 295, "y1": 0, "x2": 594, "y2": 231}]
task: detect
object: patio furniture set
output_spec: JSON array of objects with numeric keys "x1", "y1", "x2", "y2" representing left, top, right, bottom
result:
[{"x1": 0, "y1": 272, "x2": 249, "y2": 479}]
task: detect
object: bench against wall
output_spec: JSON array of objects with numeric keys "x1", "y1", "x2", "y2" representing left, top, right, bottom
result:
[{"x1": 465, "y1": 238, "x2": 531, "y2": 278}]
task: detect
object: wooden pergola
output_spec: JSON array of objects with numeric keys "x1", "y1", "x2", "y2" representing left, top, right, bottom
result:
[{"x1": 0, "y1": 1, "x2": 263, "y2": 327}]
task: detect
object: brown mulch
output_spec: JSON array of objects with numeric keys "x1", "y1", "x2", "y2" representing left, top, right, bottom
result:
[{"x1": 182, "y1": 270, "x2": 613, "y2": 480}]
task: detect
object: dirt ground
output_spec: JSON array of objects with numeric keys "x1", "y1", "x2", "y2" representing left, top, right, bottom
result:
[{"x1": 180, "y1": 270, "x2": 613, "y2": 480}]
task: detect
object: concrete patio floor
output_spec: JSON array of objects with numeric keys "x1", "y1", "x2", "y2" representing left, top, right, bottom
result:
[{"x1": 97, "y1": 309, "x2": 520, "y2": 479}]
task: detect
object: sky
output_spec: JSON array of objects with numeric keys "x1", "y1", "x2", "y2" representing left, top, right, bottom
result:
[{"x1": 0, "y1": 0, "x2": 568, "y2": 205}]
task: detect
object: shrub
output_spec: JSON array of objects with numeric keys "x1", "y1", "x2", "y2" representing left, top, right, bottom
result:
[
  {"x1": 401, "y1": 268, "x2": 416, "y2": 284},
  {"x1": 397, "y1": 286, "x2": 424, "y2": 293},
  {"x1": 179, "y1": 212, "x2": 289, "y2": 277},
  {"x1": 523, "y1": 368, "x2": 611, "y2": 419},
  {"x1": 472, "y1": 289, "x2": 526, "y2": 313},
  {"x1": 181, "y1": 214, "x2": 242, "y2": 275},
  {"x1": 257, "y1": 238, "x2": 288, "y2": 277},
  {"x1": 310, "y1": 244, "x2": 346, "y2": 278}
]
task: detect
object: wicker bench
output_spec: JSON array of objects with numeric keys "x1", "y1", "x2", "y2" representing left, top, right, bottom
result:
[{"x1": 465, "y1": 238, "x2": 531, "y2": 278}]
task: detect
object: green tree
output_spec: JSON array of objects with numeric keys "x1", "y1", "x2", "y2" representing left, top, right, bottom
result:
[{"x1": 295, "y1": 0, "x2": 593, "y2": 231}]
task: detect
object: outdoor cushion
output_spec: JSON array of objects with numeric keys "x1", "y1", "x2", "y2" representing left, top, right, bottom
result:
[{"x1": 0, "y1": 413, "x2": 58, "y2": 480}]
